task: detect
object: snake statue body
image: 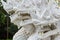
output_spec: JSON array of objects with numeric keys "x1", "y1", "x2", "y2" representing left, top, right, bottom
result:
[{"x1": 1, "y1": 0, "x2": 60, "y2": 40}]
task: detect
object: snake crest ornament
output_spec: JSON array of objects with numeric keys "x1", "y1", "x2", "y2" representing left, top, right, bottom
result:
[{"x1": 1, "y1": 0, "x2": 60, "y2": 40}]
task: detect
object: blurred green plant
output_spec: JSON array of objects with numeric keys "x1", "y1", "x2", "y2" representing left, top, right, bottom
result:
[
  {"x1": 0, "y1": 0, "x2": 18, "y2": 39},
  {"x1": 0, "y1": 10, "x2": 6, "y2": 24}
]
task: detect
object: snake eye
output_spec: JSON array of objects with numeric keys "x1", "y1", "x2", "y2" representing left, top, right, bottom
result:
[
  {"x1": 20, "y1": 13, "x2": 31, "y2": 20},
  {"x1": 20, "y1": 13, "x2": 30, "y2": 16},
  {"x1": 43, "y1": 30, "x2": 49, "y2": 33}
]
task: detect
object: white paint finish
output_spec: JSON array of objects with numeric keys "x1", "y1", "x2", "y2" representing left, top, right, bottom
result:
[{"x1": 1, "y1": 0, "x2": 60, "y2": 40}]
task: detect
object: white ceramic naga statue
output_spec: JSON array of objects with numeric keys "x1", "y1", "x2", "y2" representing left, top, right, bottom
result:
[{"x1": 1, "y1": 0, "x2": 60, "y2": 40}]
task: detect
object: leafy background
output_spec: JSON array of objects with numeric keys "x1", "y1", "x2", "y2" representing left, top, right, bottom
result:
[
  {"x1": 0, "y1": 0, "x2": 18, "y2": 40},
  {"x1": 0, "y1": 0, "x2": 60, "y2": 40}
]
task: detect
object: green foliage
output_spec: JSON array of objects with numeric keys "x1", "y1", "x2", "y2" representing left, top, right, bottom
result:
[
  {"x1": 8, "y1": 23, "x2": 18, "y2": 35},
  {"x1": 0, "y1": 11, "x2": 6, "y2": 24},
  {"x1": 0, "y1": 0, "x2": 18, "y2": 39}
]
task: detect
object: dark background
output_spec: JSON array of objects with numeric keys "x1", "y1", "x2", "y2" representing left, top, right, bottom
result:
[{"x1": 0, "y1": 0, "x2": 18, "y2": 40}]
